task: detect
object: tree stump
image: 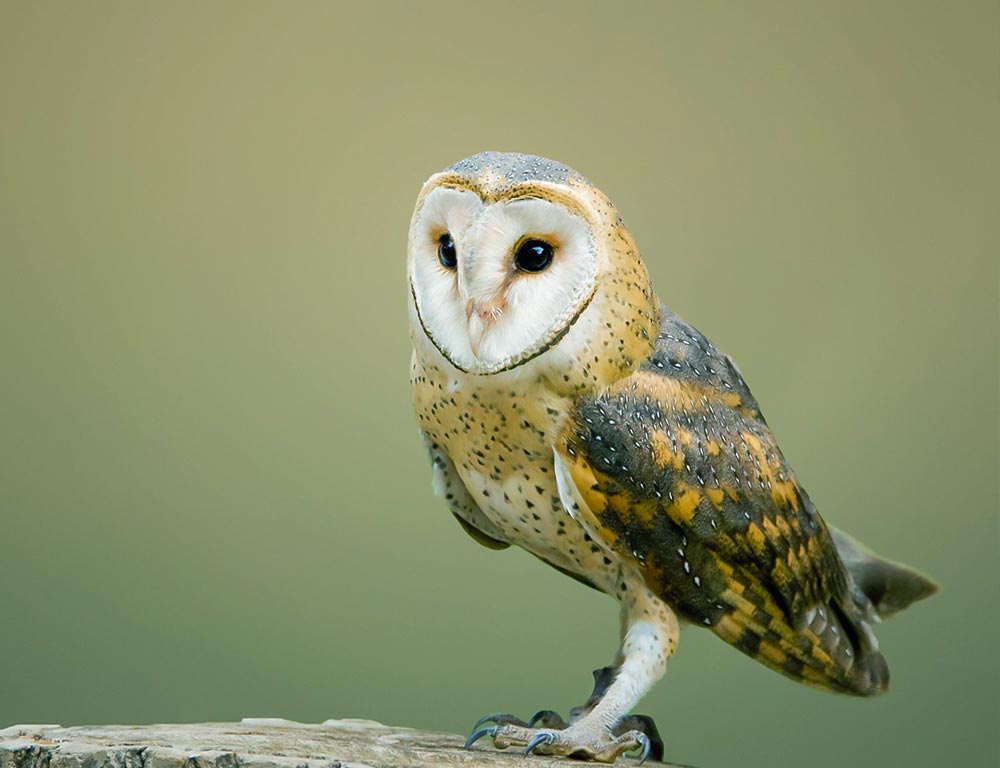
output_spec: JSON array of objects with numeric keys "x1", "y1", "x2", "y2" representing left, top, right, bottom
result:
[{"x1": 0, "y1": 720, "x2": 689, "y2": 768}]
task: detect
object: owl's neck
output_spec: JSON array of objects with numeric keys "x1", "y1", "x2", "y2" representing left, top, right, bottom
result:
[{"x1": 410, "y1": 290, "x2": 660, "y2": 402}]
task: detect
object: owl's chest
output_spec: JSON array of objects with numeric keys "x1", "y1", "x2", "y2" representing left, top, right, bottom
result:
[
  {"x1": 413, "y1": 372, "x2": 564, "y2": 533},
  {"x1": 412, "y1": 365, "x2": 619, "y2": 593}
]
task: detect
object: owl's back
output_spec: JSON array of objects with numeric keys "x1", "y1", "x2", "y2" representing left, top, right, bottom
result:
[{"x1": 558, "y1": 306, "x2": 889, "y2": 695}]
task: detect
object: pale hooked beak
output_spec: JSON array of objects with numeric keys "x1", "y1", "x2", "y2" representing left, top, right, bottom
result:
[{"x1": 466, "y1": 297, "x2": 506, "y2": 359}]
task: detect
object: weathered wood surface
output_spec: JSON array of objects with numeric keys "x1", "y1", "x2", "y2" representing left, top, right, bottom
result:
[{"x1": 0, "y1": 720, "x2": 687, "y2": 768}]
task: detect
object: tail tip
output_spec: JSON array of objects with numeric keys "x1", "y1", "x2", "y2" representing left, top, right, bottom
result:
[{"x1": 854, "y1": 651, "x2": 890, "y2": 696}]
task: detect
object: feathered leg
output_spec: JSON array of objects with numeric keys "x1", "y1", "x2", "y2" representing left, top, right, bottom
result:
[{"x1": 466, "y1": 570, "x2": 678, "y2": 763}]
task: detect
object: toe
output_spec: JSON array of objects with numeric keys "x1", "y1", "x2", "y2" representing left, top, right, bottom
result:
[
  {"x1": 614, "y1": 715, "x2": 664, "y2": 762},
  {"x1": 464, "y1": 725, "x2": 496, "y2": 750},
  {"x1": 609, "y1": 729, "x2": 651, "y2": 763},
  {"x1": 523, "y1": 731, "x2": 556, "y2": 756}
]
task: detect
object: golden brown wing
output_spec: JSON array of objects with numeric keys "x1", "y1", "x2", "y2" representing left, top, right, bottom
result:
[{"x1": 555, "y1": 307, "x2": 888, "y2": 695}]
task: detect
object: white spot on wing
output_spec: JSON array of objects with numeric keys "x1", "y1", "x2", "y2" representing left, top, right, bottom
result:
[{"x1": 553, "y1": 448, "x2": 617, "y2": 562}]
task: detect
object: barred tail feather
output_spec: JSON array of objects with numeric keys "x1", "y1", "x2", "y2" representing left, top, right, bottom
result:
[
  {"x1": 711, "y1": 564, "x2": 889, "y2": 696},
  {"x1": 829, "y1": 525, "x2": 939, "y2": 618}
]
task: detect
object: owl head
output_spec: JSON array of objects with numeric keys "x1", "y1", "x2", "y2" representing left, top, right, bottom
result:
[{"x1": 407, "y1": 152, "x2": 660, "y2": 388}]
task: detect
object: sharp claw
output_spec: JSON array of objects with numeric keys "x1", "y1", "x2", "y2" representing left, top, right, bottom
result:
[
  {"x1": 527, "y1": 710, "x2": 547, "y2": 727},
  {"x1": 465, "y1": 726, "x2": 496, "y2": 750},
  {"x1": 523, "y1": 732, "x2": 555, "y2": 756},
  {"x1": 472, "y1": 712, "x2": 504, "y2": 731},
  {"x1": 636, "y1": 733, "x2": 651, "y2": 764}
]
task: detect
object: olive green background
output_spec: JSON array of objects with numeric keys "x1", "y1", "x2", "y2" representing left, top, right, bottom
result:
[{"x1": 1, "y1": 2, "x2": 996, "y2": 766}]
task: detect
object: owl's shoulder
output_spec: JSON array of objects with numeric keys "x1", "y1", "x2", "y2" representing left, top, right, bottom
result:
[
  {"x1": 560, "y1": 306, "x2": 780, "y2": 560},
  {"x1": 637, "y1": 305, "x2": 762, "y2": 419}
]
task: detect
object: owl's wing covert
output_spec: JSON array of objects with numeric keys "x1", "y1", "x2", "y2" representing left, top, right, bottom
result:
[
  {"x1": 554, "y1": 307, "x2": 889, "y2": 695},
  {"x1": 421, "y1": 431, "x2": 510, "y2": 550}
]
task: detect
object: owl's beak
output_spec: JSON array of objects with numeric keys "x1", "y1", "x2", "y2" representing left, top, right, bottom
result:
[
  {"x1": 466, "y1": 297, "x2": 506, "y2": 359},
  {"x1": 467, "y1": 315, "x2": 487, "y2": 358}
]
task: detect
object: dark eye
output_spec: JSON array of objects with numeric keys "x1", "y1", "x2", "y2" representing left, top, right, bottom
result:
[
  {"x1": 438, "y1": 232, "x2": 457, "y2": 269},
  {"x1": 514, "y1": 239, "x2": 554, "y2": 273}
]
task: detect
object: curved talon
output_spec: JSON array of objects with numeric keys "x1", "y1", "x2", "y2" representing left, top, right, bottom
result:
[
  {"x1": 527, "y1": 710, "x2": 547, "y2": 727},
  {"x1": 527, "y1": 709, "x2": 567, "y2": 729},
  {"x1": 522, "y1": 732, "x2": 555, "y2": 756},
  {"x1": 464, "y1": 726, "x2": 496, "y2": 750},
  {"x1": 636, "y1": 733, "x2": 651, "y2": 765},
  {"x1": 615, "y1": 715, "x2": 664, "y2": 762},
  {"x1": 472, "y1": 713, "x2": 504, "y2": 731}
]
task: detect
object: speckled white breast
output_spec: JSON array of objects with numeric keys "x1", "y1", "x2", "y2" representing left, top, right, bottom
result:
[{"x1": 411, "y1": 354, "x2": 620, "y2": 596}]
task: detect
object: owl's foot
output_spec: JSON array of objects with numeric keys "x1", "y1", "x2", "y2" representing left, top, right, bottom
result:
[
  {"x1": 466, "y1": 666, "x2": 664, "y2": 762},
  {"x1": 466, "y1": 721, "x2": 650, "y2": 763},
  {"x1": 468, "y1": 711, "x2": 663, "y2": 761}
]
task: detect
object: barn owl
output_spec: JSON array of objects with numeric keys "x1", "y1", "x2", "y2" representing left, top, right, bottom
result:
[{"x1": 407, "y1": 152, "x2": 935, "y2": 763}]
